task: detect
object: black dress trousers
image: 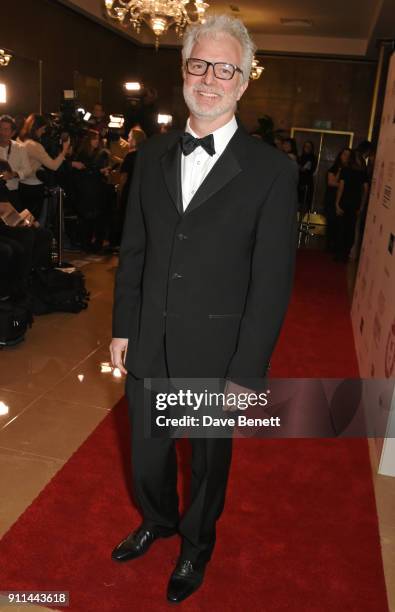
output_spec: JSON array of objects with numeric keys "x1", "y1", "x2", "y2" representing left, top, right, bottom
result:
[{"x1": 125, "y1": 366, "x2": 233, "y2": 565}]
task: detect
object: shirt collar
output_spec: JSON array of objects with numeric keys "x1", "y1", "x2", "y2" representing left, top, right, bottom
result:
[{"x1": 185, "y1": 115, "x2": 238, "y2": 157}]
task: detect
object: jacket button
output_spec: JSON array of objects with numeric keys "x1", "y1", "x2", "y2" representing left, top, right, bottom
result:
[
  {"x1": 177, "y1": 233, "x2": 188, "y2": 240},
  {"x1": 172, "y1": 272, "x2": 183, "y2": 279}
]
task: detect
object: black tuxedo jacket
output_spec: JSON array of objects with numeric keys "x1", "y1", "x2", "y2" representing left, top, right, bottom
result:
[{"x1": 113, "y1": 123, "x2": 298, "y2": 379}]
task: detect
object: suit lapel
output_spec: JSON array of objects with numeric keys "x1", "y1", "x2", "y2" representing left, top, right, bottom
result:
[
  {"x1": 161, "y1": 137, "x2": 183, "y2": 215},
  {"x1": 184, "y1": 144, "x2": 242, "y2": 215},
  {"x1": 160, "y1": 125, "x2": 247, "y2": 216},
  {"x1": 184, "y1": 126, "x2": 246, "y2": 215}
]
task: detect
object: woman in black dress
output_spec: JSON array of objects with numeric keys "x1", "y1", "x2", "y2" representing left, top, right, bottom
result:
[
  {"x1": 298, "y1": 140, "x2": 317, "y2": 212},
  {"x1": 334, "y1": 150, "x2": 369, "y2": 262},
  {"x1": 324, "y1": 148, "x2": 351, "y2": 252},
  {"x1": 73, "y1": 130, "x2": 110, "y2": 252}
]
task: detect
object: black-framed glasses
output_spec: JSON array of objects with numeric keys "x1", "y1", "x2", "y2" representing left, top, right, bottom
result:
[{"x1": 186, "y1": 58, "x2": 243, "y2": 80}]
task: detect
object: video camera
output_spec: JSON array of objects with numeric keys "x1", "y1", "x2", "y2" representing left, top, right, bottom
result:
[
  {"x1": 37, "y1": 91, "x2": 91, "y2": 188},
  {"x1": 42, "y1": 91, "x2": 88, "y2": 157}
]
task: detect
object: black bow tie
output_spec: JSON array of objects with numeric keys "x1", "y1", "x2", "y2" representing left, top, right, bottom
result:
[{"x1": 180, "y1": 132, "x2": 216, "y2": 157}]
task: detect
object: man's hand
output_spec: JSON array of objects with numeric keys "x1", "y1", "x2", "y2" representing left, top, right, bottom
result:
[
  {"x1": 223, "y1": 380, "x2": 254, "y2": 412},
  {"x1": 109, "y1": 338, "x2": 128, "y2": 375},
  {"x1": 335, "y1": 206, "x2": 344, "y2": 216}
]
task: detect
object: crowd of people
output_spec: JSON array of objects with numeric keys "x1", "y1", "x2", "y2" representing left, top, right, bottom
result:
[
  {"x1": 0, "y1": 102, "x2": 375, "y2": 307},
  {"x1": 0, "y1": 107, "x2": 147, "y2": 302},
  {"x1": 271, "y1": 133, "x2": 374, "y2": 262}
]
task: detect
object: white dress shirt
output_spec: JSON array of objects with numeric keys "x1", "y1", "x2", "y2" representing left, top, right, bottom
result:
[
  {"x1": 0, "y1": 139, "x2": 32, "y2": 191},
  {"x1": 181, "y1": 115, "x2": 238, "y2": 211}
]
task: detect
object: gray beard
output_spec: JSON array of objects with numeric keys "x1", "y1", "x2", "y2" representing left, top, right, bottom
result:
[{"x1": 183, "y1": 83, "x2": 238, "y2": 121}]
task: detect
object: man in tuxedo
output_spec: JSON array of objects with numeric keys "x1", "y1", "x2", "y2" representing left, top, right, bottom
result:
[{"x1": 110, "y1": 14, "x2": 298, "y2": 603}]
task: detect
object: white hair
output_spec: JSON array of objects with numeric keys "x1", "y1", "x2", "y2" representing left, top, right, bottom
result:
[{"x1": 182, "y1": 15, "x2": 256, "y2": 83}]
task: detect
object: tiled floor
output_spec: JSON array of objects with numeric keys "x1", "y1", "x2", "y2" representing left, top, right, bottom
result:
[
  {"x1": 0, "y1": 252, "x2": 394, "y2": 611},
  {"x1": 0, "y1": 254, "x2": 124, "y2": 540}
]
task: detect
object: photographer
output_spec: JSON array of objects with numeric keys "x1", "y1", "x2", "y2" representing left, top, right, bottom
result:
[
  {"x1": 87, "y1": 103, "x2": 108, "y2": 138},
  {"x1": 18, "y1": 114, "x2": 71, "y2": 218},
  {"x1": 0, "y1": 196, "x2": 52, "y2": 299},
  {"x1": 0, "y1": 115, "x2": 32, "y2": 211}
]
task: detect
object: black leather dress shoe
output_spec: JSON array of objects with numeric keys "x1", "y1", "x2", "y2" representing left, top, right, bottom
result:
[
  {"x1": 167, "y1": 559, "x2": 206, "y2": 603},
  {"x1": 111, "y1": 525, "x2": 173, "y2": 562}
]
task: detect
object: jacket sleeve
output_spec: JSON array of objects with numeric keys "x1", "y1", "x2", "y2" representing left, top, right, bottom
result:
[
  {"x1": 112, "y1": 147, "x2": 146, "y2": 338},
  {"x1": 226, "y1": 162, "x2": 298, "y2": 380}
]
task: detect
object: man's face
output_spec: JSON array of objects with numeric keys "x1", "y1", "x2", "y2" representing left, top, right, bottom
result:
[
  {"x1": 0, "y1": 121, "x2": 13, "y2": 144},
  {"x1": 183, "y1": 33, "x2": 248, "y2": 122}
]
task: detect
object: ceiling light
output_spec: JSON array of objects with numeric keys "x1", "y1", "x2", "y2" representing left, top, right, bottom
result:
[
  {"x1": 105, "y1": 0, "x2": 209, "y2": 48},
  {"x1": 124, "y1": 82, "x2": 141, "y2": 91},
  {"x1": 250, "y1": 58, "x2": 264, "y2": 81},
  {"x1": 0, "y1": 49, "x2": 12, "y2": 67}
]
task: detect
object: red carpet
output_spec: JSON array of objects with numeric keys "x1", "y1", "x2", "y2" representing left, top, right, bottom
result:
[{"x1": 0, "y1": 251, "x2": 389, "y2": 611}]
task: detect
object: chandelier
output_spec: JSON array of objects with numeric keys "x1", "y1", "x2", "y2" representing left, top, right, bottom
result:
[
  {"x1": 250, "y1": 57, "x2": 264, "y2": 80},
  {"x1": 104, "y1": 0, "x2": 209, "y2": 48},
  {"x1": 0, "y1": 49, "x2": 12, "y2": 67}
]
